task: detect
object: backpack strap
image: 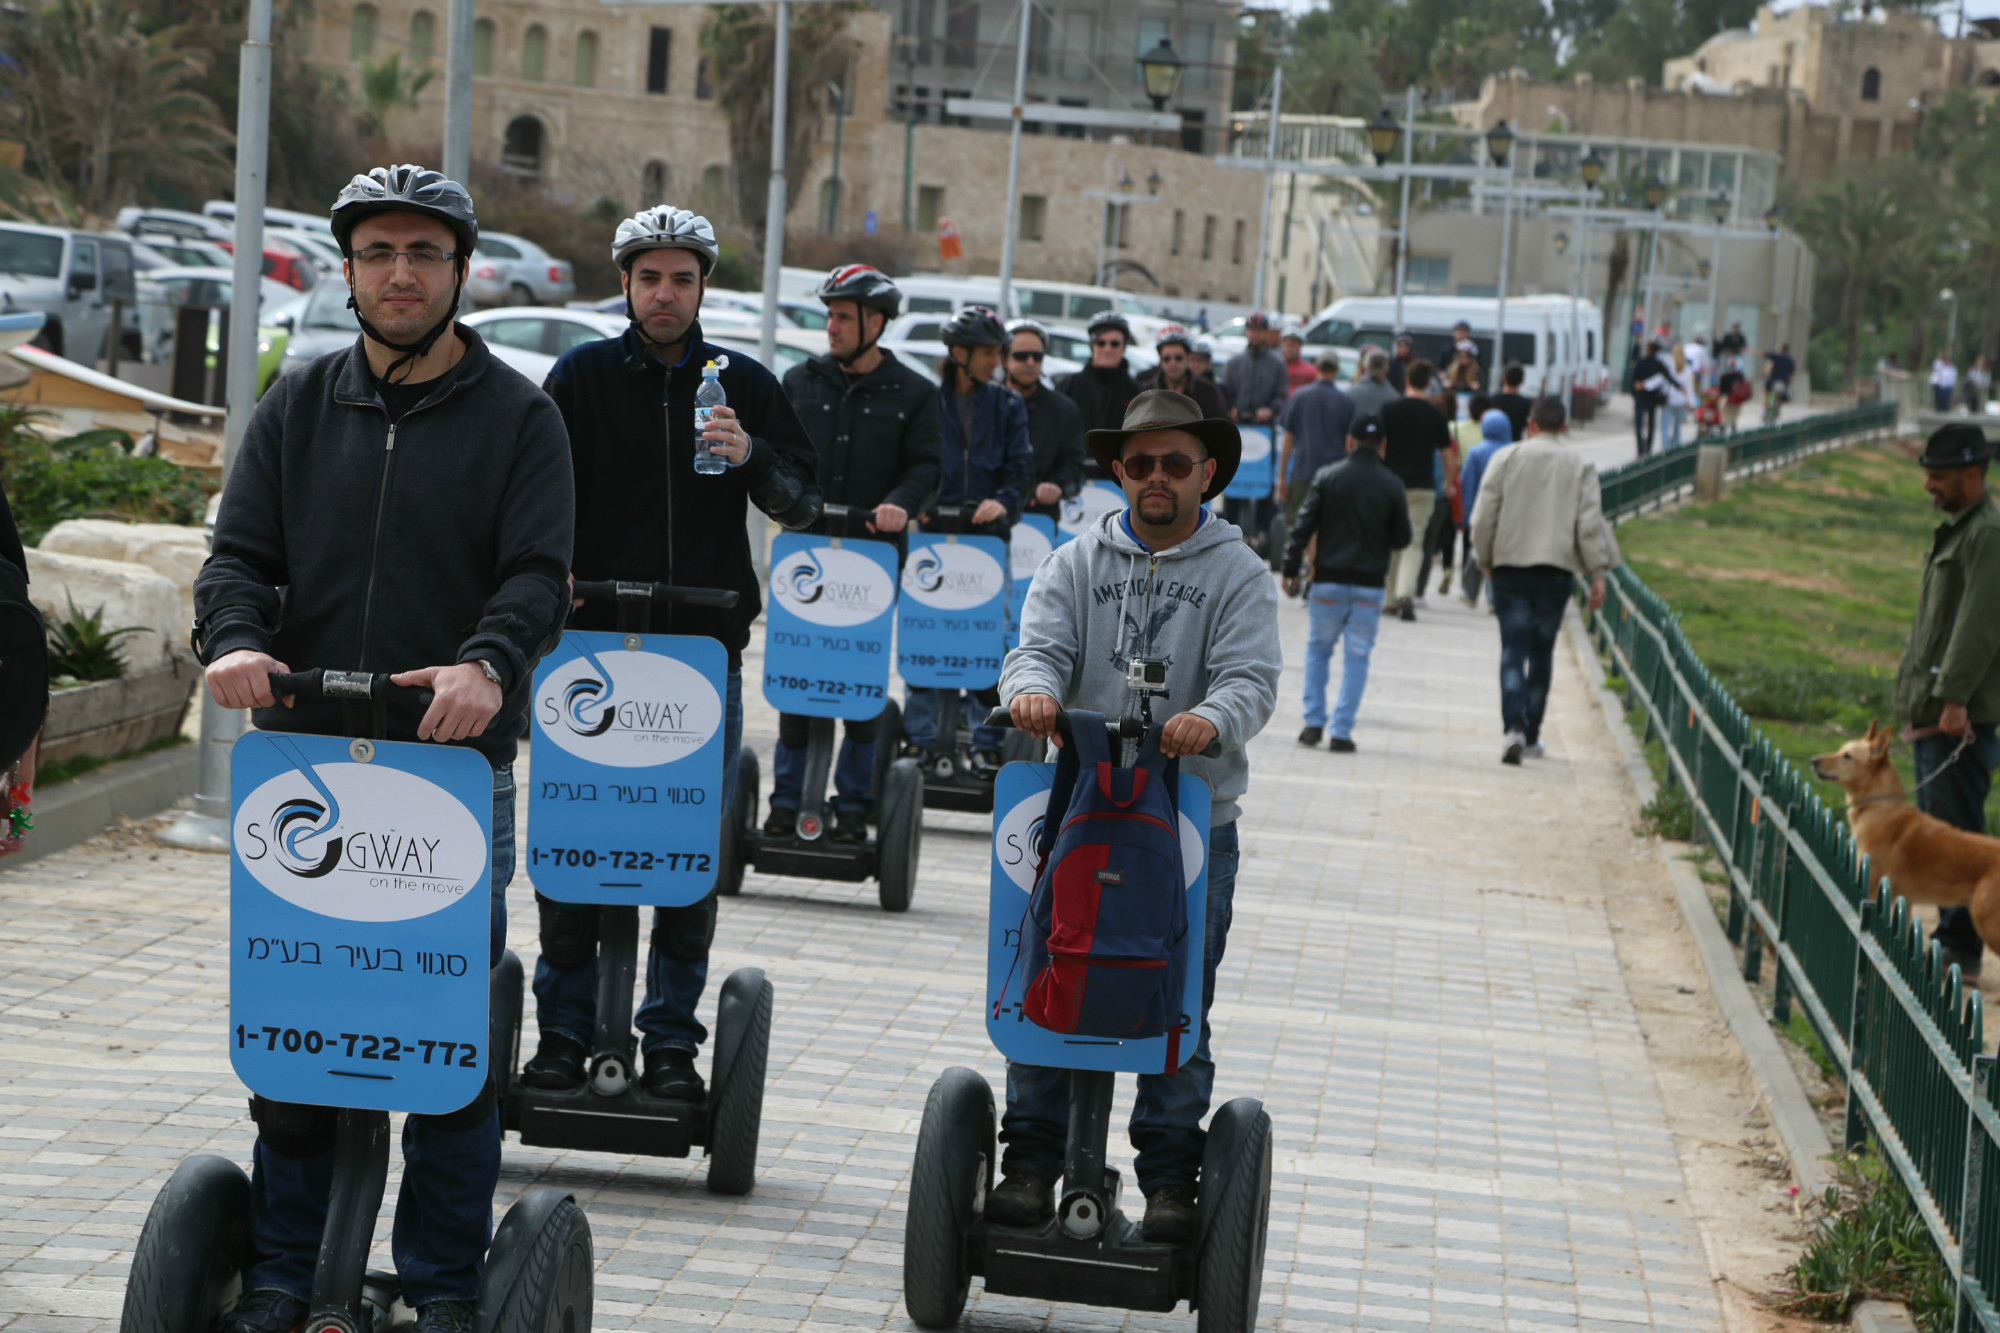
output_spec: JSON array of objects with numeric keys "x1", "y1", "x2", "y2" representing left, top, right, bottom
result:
[
  {"x1": 1034, "y1": 708, "x2": 1110, "y2": 861},
  {"x1": 1133, "y1": 724, "x2": 1183, "y2": 821}
]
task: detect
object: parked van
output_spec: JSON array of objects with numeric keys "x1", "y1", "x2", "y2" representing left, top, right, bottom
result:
[
  {"x1": 1009, "y1": 280, "x2": 1170, "y2": 341},
  {"x1": 0, "y1": 223, "x2": 139, "y2": 363},
  {"x1": 1300, "y1": 295, "x2": 1606, "y2": 401},
  {"x1": 202, "y1": 200, "x2": 335, "y2": 235}
]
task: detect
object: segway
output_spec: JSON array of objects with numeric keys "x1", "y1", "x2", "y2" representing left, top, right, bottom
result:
[
  {"x1": 1222, "y1": 425, "x2": 1279, "y2": 567},
  {"x1": 501, "y1": 582, "x2": 772, "y2": 1192},
  {"x1": 735, "y1": 504, "x2": 925, "y2": 910},
  {"x1": 898, "y1": 505, "x2": 1032, "y2": 814},
  {"x1": 122, "y1": 669, "x2": 592, "y2": 1332},
  {"x1": 901, "y1": 705, "x2": 1271, "y2": 1333}
]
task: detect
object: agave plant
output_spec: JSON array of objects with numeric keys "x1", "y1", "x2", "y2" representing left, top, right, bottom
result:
[{"x1": 45, "y1": 594, "x2": 149, "y2": 684}]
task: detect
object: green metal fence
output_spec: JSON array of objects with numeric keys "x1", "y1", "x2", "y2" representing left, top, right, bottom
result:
[{"x1": 1586, "y1": 400, "x2": 2000, "y2": 1331}]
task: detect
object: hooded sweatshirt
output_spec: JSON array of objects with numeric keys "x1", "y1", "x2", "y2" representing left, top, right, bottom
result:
[
  {"x1": 1000, "y1": 508, "x2": 1281, "y2": 825},
  {"x1": 1457, "y1": 409, "x2": 1515, "y2": 526}
]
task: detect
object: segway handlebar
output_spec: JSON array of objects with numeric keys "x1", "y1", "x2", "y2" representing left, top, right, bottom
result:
[
  {"x1": 983, "y1": 706, "x2": 1223, "y2": 760},
  {"x1": 571, "y1": 580, "x2": 740, "y2": 610},
  {"x1": 267, "y1": 668, "x2": 434, "y2": 709}
]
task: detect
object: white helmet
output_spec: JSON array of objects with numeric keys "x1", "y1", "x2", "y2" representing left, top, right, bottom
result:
[{"x1": 612, "y1": 206, "x2": 719, "y2": 274}]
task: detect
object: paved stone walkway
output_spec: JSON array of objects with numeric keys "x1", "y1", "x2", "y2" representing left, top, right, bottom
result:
[{"x1": 0, "y1": 576, "x2": 1725, "y2": 1332}]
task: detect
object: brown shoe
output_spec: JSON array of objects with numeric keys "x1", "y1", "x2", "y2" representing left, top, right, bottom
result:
[{"x1": 1141, "y1": 1183, "x2": 1197, "y2": 1244}]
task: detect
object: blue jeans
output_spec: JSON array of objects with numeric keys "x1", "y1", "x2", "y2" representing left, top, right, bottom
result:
[
  {"x1": 1922, "y1": 723, "x2": 2000, "y2": 961},
  {"x1": 1490, "y1": 566, "x2": 1573, "y2": 745},
  {"x1": 1000, "y1": 821, "x2": 1240, "y2": 1195},
  {"x1": 1662, "y1": 402, "x2": 1686, "y2": 451},
  {"x1": 1301, "y1": 583, "x2": 1382, "y2": 739},
  {"x1": 243, "y1": 764, "x2": 515, "y2": 1307},
  {"x1": 902, "y1": 687, "x2": 1001, "y2": 753},
  {"x1": 771, "y1": 713, "x2": 877, "y2": 815},
  {"x1": 532, "y1": 670, "x2": 742, "y2": 1056}
]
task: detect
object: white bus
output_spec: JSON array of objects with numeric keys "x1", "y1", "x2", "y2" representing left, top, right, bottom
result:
[{"x1": 1300, "y1": 294, "x2": 1607, "y2": 401}]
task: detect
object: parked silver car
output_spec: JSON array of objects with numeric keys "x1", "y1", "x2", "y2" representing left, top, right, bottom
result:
[
  {"x1": 0, "y1": 222, "x2": 139, "y2": 363},
  {"x1": 273, "y1": 279, "x2": 363, "y2": 376},
  {"x1": 466, "y1": 231, "x2": 575, "y2": 308}
]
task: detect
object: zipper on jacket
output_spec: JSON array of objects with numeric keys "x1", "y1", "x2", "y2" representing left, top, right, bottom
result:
[
  {"x1": 662, "y1": 372, "x2": 676, "y2": 634},
  {"x1": 355, "y1": 421, "x2": 399, "y2": 669}
]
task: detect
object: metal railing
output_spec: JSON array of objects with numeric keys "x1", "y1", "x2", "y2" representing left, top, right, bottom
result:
[{"x1": 1586, "y1": 399, "x2": 1999, "y2": 1331}]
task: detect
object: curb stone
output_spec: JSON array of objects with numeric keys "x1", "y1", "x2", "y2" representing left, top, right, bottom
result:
[
  {"x1": 1853, "y1": 1299, "x2": 1919, "y2": 1332},
  {"x1": 2, "y1": 741, "x2": 198, "y2": 867}
]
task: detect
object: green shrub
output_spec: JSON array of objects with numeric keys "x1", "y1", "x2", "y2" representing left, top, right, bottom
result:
[
  {"x1": 46, "y1": 595, "x2": 148, "y2": 683},
  {"x1": 1781, "y1": 1151, "x2": 1954, "y2": 1332},
  {"x1": 0, "y1": 404, "x2": 214, "y2": 545}
]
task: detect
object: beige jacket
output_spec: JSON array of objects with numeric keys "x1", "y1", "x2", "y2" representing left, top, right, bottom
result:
[{"x1": 1468, "y1": 437, "x2": 1622, "y2": 580}]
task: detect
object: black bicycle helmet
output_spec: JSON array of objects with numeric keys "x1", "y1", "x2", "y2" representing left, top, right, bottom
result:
[
  {"x1": 1086, "y1": 311, "x2": 1133, "y2": 343},
  {"x1": 941, "y1": 305, "x2": 1009, "y2": 349},
  {"x1": 816, "y1": 264, "x2": 902, "y2": 317},
  {"x1": 330, "y1": 163, "x2": 478, "y2": 258}
]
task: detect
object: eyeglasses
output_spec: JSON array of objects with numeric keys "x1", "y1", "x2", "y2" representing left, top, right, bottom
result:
[
  {"x1": 1118, "y1": 453, "x2": 1197, "y2": 481},
  {"x1": 1093, "y1": 337, "x2": 1125, "y2": 349},
  {"x1": 353, "y1": 247, "x2": 458, "y2": 272},
  {"x1": 1010, "y1": 350, "x2": 1045, "y2": 361}
]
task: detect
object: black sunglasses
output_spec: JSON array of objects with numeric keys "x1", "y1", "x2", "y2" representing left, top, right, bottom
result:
[
  {"x1": 1118, "y1": 454, "x2": 1197, "y2": 481},
  {"x1": 1093, "y1": 337, "x2": 1125, "y2": 348},
  {"x1": 1010, "y1": 350, "x2": 1045, "y2": 361}
]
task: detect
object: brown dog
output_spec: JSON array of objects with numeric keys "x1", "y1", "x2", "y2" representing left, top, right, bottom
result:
[{"x1": 1811, "y1": 721, "x2": 2000, "y2": 945}]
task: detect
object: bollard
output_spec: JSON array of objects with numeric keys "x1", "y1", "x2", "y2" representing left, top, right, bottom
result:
[{"x1": 1694, "y1": 443, "x2": 1728, "y2": 503}]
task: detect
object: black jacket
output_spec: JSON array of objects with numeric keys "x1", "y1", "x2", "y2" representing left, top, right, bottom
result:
[
  {"x1": 782, "y1": 349, "x2": 940, "y2": 521},
  {"x1": 1280, "y1": 447, "x2": 1412, "y2": 589},
  {"x1": 546, "y1": 323, "x2": 820, "y2": 666},
  {"x1": 1014, "y1": 382, "x2": 1087, "y2": 519},
  {"x1": 1058, "y1": 362, "x2": 1143, "y2": 435},
  {"x1": 1135, "y1": 366, "x2": 1231, "y2": 421},
  {"x1": 933, "y1": 380, "x2": 1035, "y2": 537},
  {"x1": 193, "y1": 327, "x2": 574, "y2": 765}
]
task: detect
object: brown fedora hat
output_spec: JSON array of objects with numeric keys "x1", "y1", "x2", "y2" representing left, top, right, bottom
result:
[{"x1": 1085, "y1": 389, "x2": 1241, "y2": 499}]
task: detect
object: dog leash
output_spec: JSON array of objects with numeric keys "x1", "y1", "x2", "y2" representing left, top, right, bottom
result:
[{"x1": 1848, "y1": 731, "x2": 1974, "y2": 811}]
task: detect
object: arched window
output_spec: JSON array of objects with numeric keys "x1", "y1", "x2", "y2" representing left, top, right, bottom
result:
[
  {"x1": 409, "y1": 10, "x2": 435, "y2": 65},
  {"x1": 574, "y1": 30, "x2": 599, "y2": 86},
  {"x1": 349, "y1": 2, "x2": 376, "y2": 59},
  {"x1": 1861, "y1": 66, "x2": 1881, "y2": 100},
  {"x1": 522, "y1": 24, "x2": 547, "y2": 81},
  {"x1": 503, "y1": 115, "x2": 544, "y2": 177},
  {"x1": 700, "y1": 164, "x2": 726, "y2": 212},
  {"x1": 472, "y1": 18, "x2": 494, "y2": 75},
  {"x1": 642, "y1": 160, "x2": 667, "y2": 206}
]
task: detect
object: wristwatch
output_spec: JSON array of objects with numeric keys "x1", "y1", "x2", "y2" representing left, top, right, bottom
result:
[{"x1": 475, "y1": 659, "x2": 503, "y2": 688}]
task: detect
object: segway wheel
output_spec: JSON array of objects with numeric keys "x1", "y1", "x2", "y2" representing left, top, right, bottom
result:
[
  {"x1": 868, "y1": 699, "x2": 903, "y2": 824},
  {"x1": 1194, "y1": 1098, "x2": 1273, "y2": 1333},
  {"x1": 718, "y1": 746, "x2": 759, "y2": 897},
  {"x1": 120, "y1": 1154, "x2": 251, "y2": 1333},
  {"x1": 475, "y1": 1188, "x2": 592, "y2": 1333},
  {"x1": 876, "y1": 758, "x2": 923, "y2": 913},
  {"x1": 492, "y1": 949, "x2": 525, "y2": 1131},
  {"x1": 903, "y1": 1067, "x2": 995, "y2": 1329},
  {"x1": 706, "y1": 966, "x2": 773, "y2": 1195}
]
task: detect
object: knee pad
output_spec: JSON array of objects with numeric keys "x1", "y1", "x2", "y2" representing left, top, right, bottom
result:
[
  {"x1": 653, "y1": 893, "x2": 717, "y2": 964},
  {"x1": 250, "y1": 1096, "x2": 337, "y2": 1159},
  {"x1": 844, "y1": 716, "x2": 878, "y2": 745},
  {"x1": 778, "y1": 712, "x2": 811, "y2": 749},
  {"x1": 413, "y1": 1071, "x2": 496, "y2": 1134},
  {"x1": 536, "y1": 891, "x2": 596, "y2": 970}
]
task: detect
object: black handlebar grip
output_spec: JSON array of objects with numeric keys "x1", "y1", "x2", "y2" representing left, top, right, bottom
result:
[{"x1": 267, "y1": 669, "x2": 319, "y2": 699}]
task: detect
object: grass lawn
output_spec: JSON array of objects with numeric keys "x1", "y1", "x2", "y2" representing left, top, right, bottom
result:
[{"x1": 1611, "y1": 440, "x2": 2000, "y2": 824}]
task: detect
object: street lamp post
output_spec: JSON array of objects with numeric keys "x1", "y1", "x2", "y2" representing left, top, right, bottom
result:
[
  {"x1": 1639, "y1": 173, "x2": 1669, "y2": 351},
  {"x1": 1486, "y1": 118, "x2": 1515, "y2": 392},
  {"x1": 1392, "y1": 86, "x2": 1415, "y2": 334},
  {"x1": 1943, "y1": 287, "x2": 1959, "y2": 364},
  {"x1": 902, "y1": 35, "x2": 918, "y2": 245},
  {"x1": 995, "y1": 0, "x2": 1035, "y2": 317},
  {"x1": 442, "y1": 0, "x2": 473, "y2": 182},
  {"x1": 758, "y1": 0, "x2": 789, "y2": 367},
  {"x1": 1706, "y1": 189, "x2": 1730, "y2": 353},
  {"x1": 1569, "y1": 149, "x2": 1604, "y2": 415},
  {"x1": 824, "y1": 82, "x2": 844, "y2": 234}
]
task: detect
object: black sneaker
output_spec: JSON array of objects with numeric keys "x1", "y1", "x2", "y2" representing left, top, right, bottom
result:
[
  {"x1": 222, "y1": 1289, "x2": 309, "y2": 1333},
  {"x1": 1141, "y1": 1183, "x2": 1197, "y2": 1244},
  {"x1": 1328, "y1": 737, "x2": 1356, "y2": 753},
  {"x1": 643, "y1": 1047, "x2": 706, "y2": 1101},
  {"x1": 1397, "y1": 599, "x2": 1416, "y2": 622},
  {"x1": 415, "y1": 1298, "x2": 478, "y2": 1332},
  {"x1": 1297, "y1": 726, "x2": 1323, "y2": 747},
  {"x1": 763, "y1": 804, "x2": 797, "y2": 838},
  {"x1": 520, "y1": 1032, "x2": 587, "y2": 1091},
  {"x1": 830, "y1": 807, "x2": 868, "y2": 846},
  {"x1": 983, "y1": 1170, "x2": 1053, "y2": 1226}
]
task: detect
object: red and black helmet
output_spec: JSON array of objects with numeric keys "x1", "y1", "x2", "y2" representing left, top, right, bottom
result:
[{"x1": 815, "y1": 264, "x2": 902, "y2": 318}]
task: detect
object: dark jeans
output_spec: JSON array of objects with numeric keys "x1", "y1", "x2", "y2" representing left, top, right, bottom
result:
[
  {"x1": 902, "y1": 687, "x2": 1002, "y2": 754},
  {"x1": 243, "y1": 764, "x2": 515, "y2": 1307},
  {"x1": 1922, "y1": 723, "x2": 2000, "y2": 961},
  {"x1": 1634, "y1": 398, "x2": 1659, "y2": 457},
  {"x1": 1000, "y1": 821, "x2": 1239, "y2": 1195},
  {"x1": 1416, "y1": 501, "x2": 1454, "y2": 598},
  {"x1": 772, "y1": 711, "x2": 878, "y2": 815},
  {"x1": 533, "y1": 670, "x2": 743, "y2": 1055},
  {"x1": 1490, "y1": 566, "x2": 1574, "y2": 745}
]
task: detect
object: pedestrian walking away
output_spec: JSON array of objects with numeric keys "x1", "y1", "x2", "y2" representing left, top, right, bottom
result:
[
  {"x1": 1387, "y1": 334, "x2": 1415, "y2": 393},
  {"x1": 1456, "y1": 407, "x2": 1513, "y2": 606},
  {"x1": 1347, "y1": 347, "x2": 1399, "y2": 424},
  {"x1": 1005, "y1": 319, "x2": 1087, "y2": 520},
  {"x1": 1136, "y1": 325, "x2": 1229, "y2": 421},
  {"x1": 1057, "y1": 311, "x2": 1144, "y2": 440},
  {"x1": 1933, "y1": 354, "x2": 1960, "y2": 414},
  {"x1": 1275, "y1": 351, "x2": 1356, "y2": 532},
  {"x1": 1762, "y1": 343, "x2": 1795, "y2": 425},
  {"x1": 1662, "y1": 345, "x2": 1695, "y2": 452},
  {"x1": 1968, "y1": 356, "x2": 1992, "y2": 416},
  {"x1": 1630, "y1": 340, "x2": 1667, "y2": 457},
  {"x1": 993, "y1": 387, "x2": 1280, "y2": 1243},
  {"x1": 1379, "y1": 358, "x2": 1452, "y2": 620},
  {"x1": 775, "y1": 264, "x2": 940, "y2": 841},
  {"x1": 1281, "y1": 413, "x2": 1408, "y2": 752},
  {"x1": 1892, "y1": 423, "x2": 2000, "y2": 979},
  {"x1": 1491, "y1": 363, "x2": 1532, "y2": 441},
  {"x1": 527, "y1": 202, "x2": 821, "y2": 1100},
  {"x1": 191, "y1": 163, "x2": 576, "y2": 1333},
  {"x1": 1469, "y1": 396, "x2": 1621, "y2": 765},
  {"x1": 902, "y1": 305, "x2": 1034, "y2": 773}
]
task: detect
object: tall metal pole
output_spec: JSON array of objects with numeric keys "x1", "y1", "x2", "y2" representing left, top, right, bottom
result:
[
  {"x1": 1577, "y1": 192, "x2": 1595, "y2": 408},
  {"x1": 1249, "y1": 64, "x2": 1281, "y2": 310},
  {"x1": 759, "y1": 0, "x2": 788, "y2": 366},
  {"x1": 995, "y1": 0, "x2": 1033, "y2": 317},
  {"x1": 442, "y1": 0, "x2": 474, "y2": 182},
  {"x1": 825, "y1": 83, "x2": 843, "y2": 233},
  {"x1": 1488, "y1": 157, "x2": 1515, "y2": 393},
  {"x1": 1706, "y1": 223, "x2": 1724, "y2": 350},
  {"x1": 159, "y1": 0, "x2": 272, "y2": 851},
  {"x1": 1392, "y1": 83, "x2": 1414, "y2": 334},
  {"x1": 902, "y1": 41, "x2": 916, "y2": 246}
]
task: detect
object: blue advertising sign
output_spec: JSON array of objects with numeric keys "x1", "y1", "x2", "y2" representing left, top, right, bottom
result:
[
  {"x1": 897, "y1": 531, "x2": 1009, "y2": 689},
  {"x1": 1056, "y1": 480, "x2": 1126, "y2": 545},
  {"x1": 985, "y1": 762, "x2": 1209, "y2": 1075},
  {"x1": 1222, "y1": 424, "x2": 1274, "y2": 499},
  {"x1": 1005, "y1": 514, "x2": 1056, "y2": 653},
  {"x1": 230, "y1": 731, "x2": 491, "y2": 1114},
  {"x1": 528, "y1": 631, "x2": 728, "y2": 907},
  {"x1": 763, "y1": 532, "x2": 898, "y2": 719}
]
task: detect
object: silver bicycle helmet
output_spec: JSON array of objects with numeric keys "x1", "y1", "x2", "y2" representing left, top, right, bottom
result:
[
  {"x1": 1006, "y1": 318, "x2": 1052, "y2": 345},
  {"x1": 1154, "y1": 324, "x2": 1194, "y2": 353},
  {"x1": 613, "y1": 206, "x2": 720, "y2": 275},
  {"x1": 1085, "y1": 310, "x2": 1134, "y2": 343},
  {"x1": 330, "y1": 164, "x2": 478, "y2": 258}
]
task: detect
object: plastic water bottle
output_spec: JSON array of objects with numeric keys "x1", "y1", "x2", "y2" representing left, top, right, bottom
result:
[{"x1": 693, "y1": 361, "x2": 727, "y2": 475}]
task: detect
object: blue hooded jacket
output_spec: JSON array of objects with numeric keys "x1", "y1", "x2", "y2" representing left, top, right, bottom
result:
[
  {"x1": 1458, "y1": 409, "x2": 1515, "y2": 527},
  {"x1": 934, "y1": 379, "x2": 1035, "y2": 530}
]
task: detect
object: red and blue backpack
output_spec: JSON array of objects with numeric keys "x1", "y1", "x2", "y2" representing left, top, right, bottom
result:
[{"x1": 1014, "y1": 710, "x2": 1191, "y2": 1070}]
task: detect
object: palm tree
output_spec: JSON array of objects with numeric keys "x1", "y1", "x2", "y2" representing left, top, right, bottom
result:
[
  {"x1": 356, "y1": 51, "x2": 435, "y2": 155},
  {"x1": 1793, "y1": 162, "x2": 1905, "y2": 390}
]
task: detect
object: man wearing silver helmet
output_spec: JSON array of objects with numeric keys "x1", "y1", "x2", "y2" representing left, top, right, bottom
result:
[
  {"x1": 193, "y1": 164, "x2": 575, "y2": 1333},
  {"x1": 521, "y1": 205, "x2": 820, "y2": 1102}
]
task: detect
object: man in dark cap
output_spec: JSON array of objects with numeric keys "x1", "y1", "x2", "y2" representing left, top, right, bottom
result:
[{"x1": 1894, "y1": 422, "x2": 2000, "y2": 978}]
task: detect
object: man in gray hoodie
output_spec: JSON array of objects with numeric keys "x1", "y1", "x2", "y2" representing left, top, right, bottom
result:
[{"x1": 993, "y1": 390, "x2": 1281, "y2": 1244}]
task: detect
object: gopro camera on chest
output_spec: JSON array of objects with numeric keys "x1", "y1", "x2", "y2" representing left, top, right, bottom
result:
[{"x1": 1125, "y1": 657, "x2": 1169, "y2": 693}]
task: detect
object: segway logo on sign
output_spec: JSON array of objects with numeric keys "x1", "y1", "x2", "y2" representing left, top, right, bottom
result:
[
  {"x1": 903, "y1": 543, "x2": 1005, "y2": 611},
  {"x1": 770, "y1": 546, "x2": 896, "y2": 628},
  {"x1": 234, "y1": 760, "x2": 485, "y2": 921},
  {"x1": 536, "y1": 644, "x2": 722, "y2": 767}
]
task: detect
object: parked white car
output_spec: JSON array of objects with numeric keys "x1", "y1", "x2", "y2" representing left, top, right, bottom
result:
[
  {"x1": 461, "y1": 305, "x2": 624, "y2": 361},
  {"x1": 466, "y1": 231, "x2": 576, "y2": 308},
  {"x1": 879, "y1": 312, "x2": 1085, "y2": 379}
]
